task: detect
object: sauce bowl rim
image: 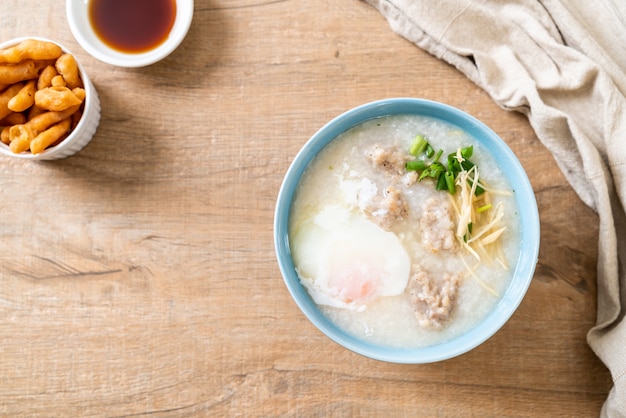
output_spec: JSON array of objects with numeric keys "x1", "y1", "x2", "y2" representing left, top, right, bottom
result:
[{"x1": 65, "y1": 0, "x2": 194, "y2": 68}]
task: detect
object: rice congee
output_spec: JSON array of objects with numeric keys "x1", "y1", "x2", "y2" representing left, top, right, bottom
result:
[{"x1": 288, "y1": 114, "x2": 520, "y2": 348}]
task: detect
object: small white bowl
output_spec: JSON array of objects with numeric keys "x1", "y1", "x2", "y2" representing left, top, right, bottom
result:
[
  {"x1": 0, "y1": 37, "x2": 100, "y2": 161},
  {"x1": 66, "y1": 0, "x2": 194, "y2": 68}
]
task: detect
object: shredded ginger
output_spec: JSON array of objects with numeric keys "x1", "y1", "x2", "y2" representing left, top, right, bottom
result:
[{"x1": 448, "y1": 162, "x2": 510, "y2": 270}]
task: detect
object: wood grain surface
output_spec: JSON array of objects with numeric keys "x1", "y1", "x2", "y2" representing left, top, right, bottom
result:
[{"x1": 0, "y1": 1, "x2": 612, "y2": 416}]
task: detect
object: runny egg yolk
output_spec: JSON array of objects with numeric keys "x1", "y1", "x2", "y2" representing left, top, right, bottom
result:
[
  {"x1": 291, "y1": 205, "x2": 410, "y2": 311},
  {"x1": 326, "y1": 246, "x2": 387, "y2": 304}
]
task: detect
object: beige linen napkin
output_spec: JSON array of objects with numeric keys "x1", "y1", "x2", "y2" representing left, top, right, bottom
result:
[{"x1": 362, "y1": 0, "x2": 626, "y2": 415}]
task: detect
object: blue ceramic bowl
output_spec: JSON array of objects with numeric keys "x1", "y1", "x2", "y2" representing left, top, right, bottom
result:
[{"x1": 274, "y1": 98, "x2": 540, "y2": 363}]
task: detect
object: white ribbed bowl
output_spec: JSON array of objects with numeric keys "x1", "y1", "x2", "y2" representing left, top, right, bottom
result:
[{"x1": 0, "y1": 37, "x2": 100, "y2": 161}]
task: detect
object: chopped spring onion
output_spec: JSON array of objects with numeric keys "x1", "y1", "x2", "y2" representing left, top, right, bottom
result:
[
  {"x1": 419, "y1": 162, "x2": 445, "y2": 181},
  {"x1": 409, "y1": 135, "x2": 428, "y2": 156},
  {"x1": 406, "y1": 160, "x2": 426, "y2": 171},
  {"x1": 461, "y1": 145, "x2": 473, "y2": 159},
  {"x1": 406, "y1": 139, "x2": 482, "y2": 196},
  {"x1": 433, "y1": 149, "x2": 444, "y2": 163},
  {"x1": 444, "y1": 170, "x2": 455, "y2": 194},
  {"x1": 477, "y1": 204, "x2": 492, "y2": 213},
  {"x1": 436, "y1": 172, "x2": 447, "y2": 191},
  {"x1": 426, "y1": 144, "x2": 435, "y2": 158}
]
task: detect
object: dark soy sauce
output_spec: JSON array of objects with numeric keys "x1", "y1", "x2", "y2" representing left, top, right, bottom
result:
[{"x1": 89, "y1": 0, "x2": 177, "y2": 53}]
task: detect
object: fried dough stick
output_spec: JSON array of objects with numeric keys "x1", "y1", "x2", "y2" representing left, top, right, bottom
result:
[{"x1": 0, "y1": 39, "x2": 62, "y2": 64}]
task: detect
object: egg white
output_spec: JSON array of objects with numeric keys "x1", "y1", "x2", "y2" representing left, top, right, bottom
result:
[{"x1": 291, "y1": 205, "x2": 410, "y2": 311}]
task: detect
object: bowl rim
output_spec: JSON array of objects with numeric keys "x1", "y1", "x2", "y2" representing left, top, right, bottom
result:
[
  {"x1": 0, "y1": 36, "x2": 98, "y2": 160},
  {"x1": 65, "y1": 0, "x2": 194, "y2": 68},
  {"x1": 274, "y1": 97, "x2": 540, "y2": 363}
]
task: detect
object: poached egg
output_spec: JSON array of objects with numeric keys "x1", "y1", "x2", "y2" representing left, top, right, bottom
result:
[{"x1": 291, "y1": 205, "x2": 410, "y2": 311}]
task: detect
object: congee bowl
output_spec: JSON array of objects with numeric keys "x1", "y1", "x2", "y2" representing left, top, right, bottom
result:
[
  {"x1": 274, "y1": 98, "x2": 540, "y2": 363},
  {"x1": 0, "y1": 37, "x2": 100, "y2": 161},
  {"x1": 66, "y1": 0, "x2": 194, "y2": 68}
]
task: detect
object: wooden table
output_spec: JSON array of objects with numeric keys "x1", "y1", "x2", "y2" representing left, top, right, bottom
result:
[{"x1": 0, "y1": 1, "x2": 612, "y2": 416}]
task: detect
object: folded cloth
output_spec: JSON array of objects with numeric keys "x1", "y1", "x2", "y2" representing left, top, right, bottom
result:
[{"x1": 363, "y1": 0, "x2": 626, "y2": 415}]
